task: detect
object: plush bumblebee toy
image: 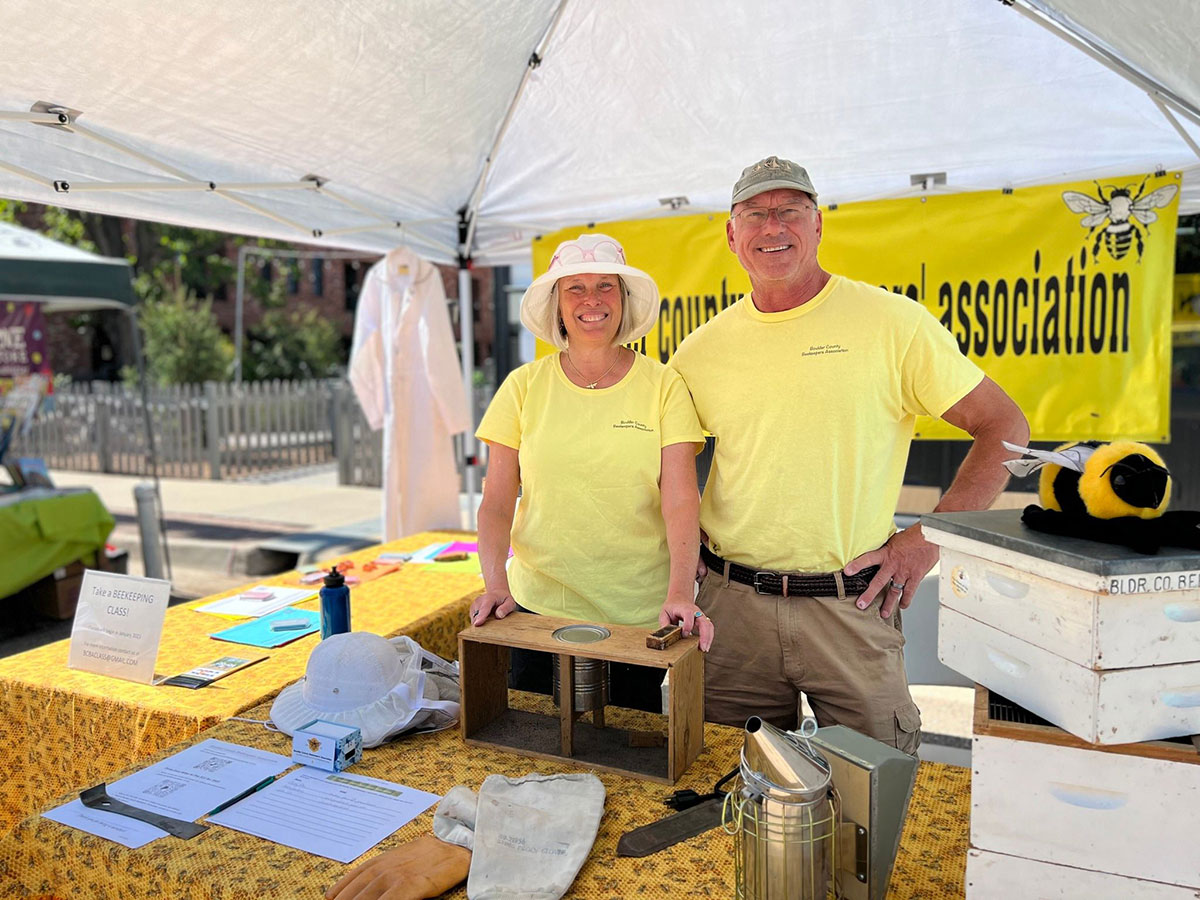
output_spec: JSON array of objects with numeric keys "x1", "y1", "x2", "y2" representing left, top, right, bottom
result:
[{"x1": 1003, "y1": 440, "x2": 1200, "y2": 554}]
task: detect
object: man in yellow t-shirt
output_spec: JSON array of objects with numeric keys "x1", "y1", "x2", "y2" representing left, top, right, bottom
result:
[{"x1": 669, "y1": 157, "x2": 1030, "y2": 752}]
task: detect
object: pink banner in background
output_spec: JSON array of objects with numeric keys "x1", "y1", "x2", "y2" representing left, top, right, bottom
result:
[{"x1": 0, "y1": 301, "x2": 50, "y2": 380}]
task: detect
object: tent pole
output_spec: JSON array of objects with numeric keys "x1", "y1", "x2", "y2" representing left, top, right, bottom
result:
[
  {"x1": 234, "y1": 245, "x2": 248, "y2": 384},
  {"x1": 1151, "y1": 97, "x2": 1200, "y2": 164},
  {"x1": 457, "y1": 210, "x2": 478, "y2": 531},
  {"x1": 0, "y1": 158, "x2": 57, "y2": 190},
  {"x1": 453, "y1": 1, "x2": 569, "y2": 523},
  {"x1": 461, "y1": 0, "x2": 570, "y2": 252},
  {"x1": 124, "y1": 307, "x2": 173, "y2": 582},
  {"x1": 1009, "y1": 0, "x2": 1200, "y2": 128}
]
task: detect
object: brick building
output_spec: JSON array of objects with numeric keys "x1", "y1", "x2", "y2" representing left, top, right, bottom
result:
[{"x1": 15, "y1": 204, "x2": 494, "y2": 383}]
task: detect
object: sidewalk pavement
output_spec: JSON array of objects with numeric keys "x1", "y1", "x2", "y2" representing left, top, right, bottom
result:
[{"x1": 51, "y1": 465, "x2": 389, "y2": 599}]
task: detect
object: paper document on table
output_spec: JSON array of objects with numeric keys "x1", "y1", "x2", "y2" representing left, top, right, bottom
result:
[
  {"x1": 43, "y1": 739, "x2": 292, "y2": 847},
  {"x1": 196, "y1": 586, "x2": 316, "y2": 618},
  {"x1": 43, "y1": 799, "x2": 166, "y2": 849},
  {"x1": 208, "y1": 768, "x2": 440, "y2": 863}
]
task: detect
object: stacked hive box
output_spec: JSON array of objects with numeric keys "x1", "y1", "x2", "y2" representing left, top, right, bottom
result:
[{"x1": 923, "y1": 510, "x2": 1200, "y2": 895}]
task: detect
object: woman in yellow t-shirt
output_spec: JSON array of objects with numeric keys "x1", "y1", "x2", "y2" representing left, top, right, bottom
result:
[{"x1": 472, "y1": 234, "x2": 712, "y2": 711}]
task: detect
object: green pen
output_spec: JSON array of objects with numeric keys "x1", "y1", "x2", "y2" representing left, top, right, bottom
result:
[{"x1": 206, "y1": 774, "x2": 278, "y2": 816}]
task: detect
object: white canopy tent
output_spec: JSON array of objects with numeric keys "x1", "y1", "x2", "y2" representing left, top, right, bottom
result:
[
  {"x1": 2, "y1": 0, "x2": 1198, "y2": 523},
  {"x1": 1, "y1": 0, "x2": 1198, "y2": 267}
]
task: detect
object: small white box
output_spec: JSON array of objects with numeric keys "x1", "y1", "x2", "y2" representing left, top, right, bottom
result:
[{"x1": 292, "y1": 720, "x2": 363, "y2": 772}]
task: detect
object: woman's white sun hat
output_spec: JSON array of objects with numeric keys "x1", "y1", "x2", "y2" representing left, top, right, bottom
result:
[
  {"x1": 519, "y1": 233, "x2": 659, "y2": 349},
  {"x1": 269, "y1": 632, "x2": 460, "y2": 748}
]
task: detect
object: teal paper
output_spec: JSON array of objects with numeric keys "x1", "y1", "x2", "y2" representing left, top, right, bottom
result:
[{"x1": 209, "y1": 608, "x2": 320, "y2": 648}]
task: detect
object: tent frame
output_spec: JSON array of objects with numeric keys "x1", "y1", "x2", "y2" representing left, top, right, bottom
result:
[
  {"x1": 0, "y1": 105, "x2": 458, "y2": 259},
  {"x1": 1009, "y1": 1, "x2": 1200, "y2": 142}
]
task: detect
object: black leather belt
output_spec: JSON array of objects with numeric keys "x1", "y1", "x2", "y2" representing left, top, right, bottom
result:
[{"x1": 700, "y1": 545, "x2": 879, "y2": 598}]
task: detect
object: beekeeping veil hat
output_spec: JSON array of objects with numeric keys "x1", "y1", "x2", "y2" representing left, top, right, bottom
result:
[{"x1": 270, "y1": 632, "x2": 459, "y2": 748}]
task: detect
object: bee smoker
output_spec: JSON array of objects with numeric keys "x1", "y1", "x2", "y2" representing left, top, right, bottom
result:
[{"x1": 724, "y1": 716, "x2": 838, "y2": 900}]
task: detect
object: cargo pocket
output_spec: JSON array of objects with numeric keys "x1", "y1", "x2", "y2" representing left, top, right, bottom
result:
[{"x1": 894, "y1": 702, "x2": 922, "y2": 756}]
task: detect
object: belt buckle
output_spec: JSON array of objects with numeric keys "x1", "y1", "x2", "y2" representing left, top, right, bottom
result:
[{"x1": 752, "y1": 572, "x2": 774, "y2": 595}]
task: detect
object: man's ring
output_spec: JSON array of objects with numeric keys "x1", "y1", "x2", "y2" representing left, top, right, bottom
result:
[
  {"x1": 693, "y1": 610, "x2": 705, "y2": 619},
  {"x1": 890, "y1": 582, "x2": 906, "y2": 591}
]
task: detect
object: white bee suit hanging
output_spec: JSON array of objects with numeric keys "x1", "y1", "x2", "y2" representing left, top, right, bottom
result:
[{"x1": 349, "y1": 247, "x2": 469, "y2": 540}]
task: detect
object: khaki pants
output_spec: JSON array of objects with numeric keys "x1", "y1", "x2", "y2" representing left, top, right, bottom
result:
[{"x1": 696, "y1": 571, "x2": 922, "y2": 755}]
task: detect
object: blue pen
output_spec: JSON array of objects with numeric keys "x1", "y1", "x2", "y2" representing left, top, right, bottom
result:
[{"x1": 207, "y1": 775, "x2": 278, "y2": 816}]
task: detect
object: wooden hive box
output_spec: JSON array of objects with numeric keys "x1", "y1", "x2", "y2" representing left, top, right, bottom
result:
[
  {"x1": 967, "y1": 685, "x2": 1200, "y2": 896},
  {"x1": 457, "y1": 612, "x2": 704, "y2": 784},
  {"x1": 924, "y1": 509, "x2": 1200, "y2": 745}
]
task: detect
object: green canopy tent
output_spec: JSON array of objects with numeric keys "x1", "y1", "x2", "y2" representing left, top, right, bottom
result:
[
  {"x1": 0, "y1": 220, "x2": 168, "y2": 598},
  {"x1": 0, "y1": 221, "x2": 135, "y2": 311}
]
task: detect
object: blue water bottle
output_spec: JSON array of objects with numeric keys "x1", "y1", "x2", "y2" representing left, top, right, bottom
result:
[{"x1": 319, "y1": 566, "x2": 351, "y2": 639}]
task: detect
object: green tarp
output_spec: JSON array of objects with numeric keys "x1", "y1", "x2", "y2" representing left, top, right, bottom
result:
[{"x1": 0, "y1": 489, "x2": 114, "y2": 598}]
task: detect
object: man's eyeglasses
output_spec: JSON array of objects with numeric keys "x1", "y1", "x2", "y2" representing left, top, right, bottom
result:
[{"x1": 731, "y1": 204, "x2": 814, "y2": 226}]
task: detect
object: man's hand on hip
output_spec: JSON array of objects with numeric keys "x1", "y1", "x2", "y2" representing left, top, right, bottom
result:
[{"x1": 843, "y1": 526, "x2": 939, "y2": 619}]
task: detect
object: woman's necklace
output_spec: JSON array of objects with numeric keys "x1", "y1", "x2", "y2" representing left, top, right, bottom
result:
[{"x1": 564, "y1": 347, "x2": 624, "y2": 389}]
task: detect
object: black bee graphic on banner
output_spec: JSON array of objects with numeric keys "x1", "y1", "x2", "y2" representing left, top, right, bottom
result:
[{"x1": 1062, "y1": 176, "x2": 1179, "y2": 262}]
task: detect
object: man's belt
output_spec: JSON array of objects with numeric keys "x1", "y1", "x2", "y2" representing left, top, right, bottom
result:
[{"x1": 700, "y1": 545, "x2": 879, "y2": 598}]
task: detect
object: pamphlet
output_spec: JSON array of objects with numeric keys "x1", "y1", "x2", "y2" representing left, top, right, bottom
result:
[
  {"x1": 209, "y1": 608, "x2": 320, "y2": 648},
  {"x1": 159, "y1": 655, "x2": 268, "y2": 689},
  {"x1": 196, "y1": 586, "x2": 316, "y2": 618}
]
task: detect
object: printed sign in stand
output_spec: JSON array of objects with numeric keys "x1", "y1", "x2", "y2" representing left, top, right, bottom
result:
[{"x1": 67, "y1": 570, "x2": 171, "y2": 684}]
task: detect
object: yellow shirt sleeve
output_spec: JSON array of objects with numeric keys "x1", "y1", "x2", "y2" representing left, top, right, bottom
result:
[
  {"x1": 475, "y1": 367, "x2": 526, "y2": 450},
  {"x1": 659, "y1": 366, "x2": 704, "y2": 449},
  {"x1": 900, "y1": 309, "x2": 985, "y2": 419}
]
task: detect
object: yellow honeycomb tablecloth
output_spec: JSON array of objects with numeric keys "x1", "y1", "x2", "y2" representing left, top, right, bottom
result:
[
  {"x1": 0, "y1": 694, "x2": 970, "y2": 900},
  {"x1": 0, "y1": 531, "x2": 484, "y2": 835}
]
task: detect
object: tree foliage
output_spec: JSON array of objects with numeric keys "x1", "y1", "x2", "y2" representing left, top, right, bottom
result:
[
  {"x1": 242, "y1": 306, "x2": 342, "y2": 381},
  {"x1": 131, "y1": 286, "x2": 234, "y2": 386},
  {"x1": 2, "y1": 200, "x2": 347, "y2": 384}
]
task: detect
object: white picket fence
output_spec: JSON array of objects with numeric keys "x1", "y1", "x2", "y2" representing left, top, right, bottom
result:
[
  {"x1": 11, "y1": 379, "x2": 362, "y2": 481},
  {"x1": 10, "y1": 378, "x2": 503, "y2": 487}
]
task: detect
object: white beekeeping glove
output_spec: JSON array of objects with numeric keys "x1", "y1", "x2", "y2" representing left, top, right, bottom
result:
[
  {"x1": 432, "y1": 784, "x2": 478, "y2": 850},
  {"x1": 467, "y1": 773, "x2": 606, "y2": 900}
]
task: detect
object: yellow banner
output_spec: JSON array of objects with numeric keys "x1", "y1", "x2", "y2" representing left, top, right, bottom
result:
[{"x1": 533, "y1": 171, "x2": 1180, "y2": 441}]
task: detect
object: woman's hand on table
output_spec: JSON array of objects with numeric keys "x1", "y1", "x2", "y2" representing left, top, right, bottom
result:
[
  {"x1": 659, "y1": 595, "x2": 714, "y2": 652},
  {"x1": 326, "y1": 834, "x2": 470, "y2": 900},
  {"x1": 470, "y1": 589, "x2": 517, "y2": 626}
]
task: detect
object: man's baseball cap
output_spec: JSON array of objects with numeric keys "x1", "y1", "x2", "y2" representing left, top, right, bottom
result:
[{"x1": 731, "y1": 156, "x2": 818, "y2": 206}]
